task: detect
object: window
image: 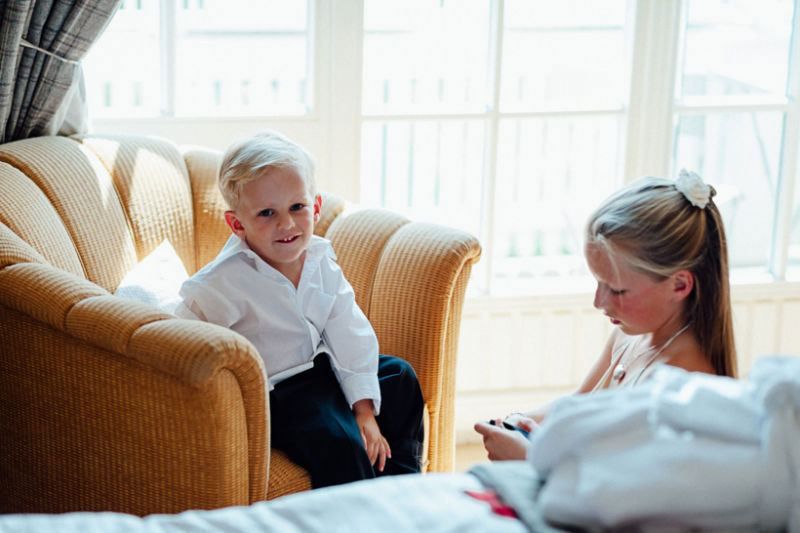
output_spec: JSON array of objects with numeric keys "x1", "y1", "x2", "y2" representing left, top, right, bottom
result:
[
  {"x1": 361, "y1": 0, "x2": 631, "y2": 293},
  {"x1": 85, "y1": 0, "x2": 800, "y2": 294},
  {"x1": 671, "y1": 0, "x2": 798, "y2": 278},
  {"x1": 84, "y1": 0, "x2": 312, "y2": 118}
]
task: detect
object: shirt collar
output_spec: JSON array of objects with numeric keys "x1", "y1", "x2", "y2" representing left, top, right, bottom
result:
[{"x1": 214, "y1": 234, "x2": 333, "y2": 280}]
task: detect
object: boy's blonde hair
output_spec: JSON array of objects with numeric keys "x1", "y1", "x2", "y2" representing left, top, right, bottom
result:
[
  {"x1": 219, "y1": 130, "x2": 316, "y2": 209},
  {"x1": 586, "y1": 176, "x2": 737, "y2": 377}
]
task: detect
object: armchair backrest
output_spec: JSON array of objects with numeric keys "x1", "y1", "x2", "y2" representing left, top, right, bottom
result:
[{"x1": 0, "y1": 135, "x2": 196, "y2": 291}]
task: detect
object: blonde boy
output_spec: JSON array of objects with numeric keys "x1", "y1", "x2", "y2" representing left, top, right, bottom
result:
[{"x1": 176, "y1": 130, "x2": 423, "y2": 487}]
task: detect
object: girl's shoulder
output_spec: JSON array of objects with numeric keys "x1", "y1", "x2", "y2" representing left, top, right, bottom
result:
[{"x1": 665, "y1": 340, "x2": 715, "y2": 374}]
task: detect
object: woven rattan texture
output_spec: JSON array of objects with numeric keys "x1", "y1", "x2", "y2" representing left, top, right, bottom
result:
[
  {"x1": 181, "y1": 146, "x2": 230, "y2": 272},
  {"x1": 66, "y1": 295, "x2": 173, "y2": 354},
  {"x1": 0, "y1": 222, "x2": 48, "y2": 268},
  {"x1": 77, "y1": 135, "x2": 197, "y2": 273},
  {"x1": 266, "y1": 450, "x2": 312, "y2": 499},
  {"x1": 0, "y1": 162, "x2": 84, "y2": 276},
  {"x1": 0, "y1": 307, "x2": 251, "y2": 514},
  {"x1": 0, "y1": 262, "x2": 107, "y2": 330},
  {"x1": 325, "y1": 209, "x2": 410, "y2": 316},
  {"x1": 369, "y1": 222, "x2": 481, "y2": 472},
  {"x1": 127, "y1": 319, "x2": 269, "y2": 503},
  {"x1": 0, "y1": 136, "x2": 138, "y2": 291}
]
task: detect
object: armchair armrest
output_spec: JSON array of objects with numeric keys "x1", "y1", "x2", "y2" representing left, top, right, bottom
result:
[
  {"x1": 0, "y1": 261, "x2": 268, "y2": 514},
  {"x1": 326, "y1": 210, "x2": 481, "y2": 472}
]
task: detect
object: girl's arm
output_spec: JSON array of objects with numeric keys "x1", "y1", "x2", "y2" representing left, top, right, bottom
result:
[{"x1": 576, "y1": 329, "x2": 618, "y2": 393}]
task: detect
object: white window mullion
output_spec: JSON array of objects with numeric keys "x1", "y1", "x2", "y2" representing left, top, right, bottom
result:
[
  {"x1": 623, "y1": 0, "x2": 683, "y2": 182},
  {"x1": 327, "y1": 0, "x2": 363, "y2": 201},
  {"x1": 160, "y1": 0, "x2": 176, "y2": 117},
  {"x1": 769, "y1": 0, "x2": 800, "y2": 279},
  {"x1": 481, "y1": 0, "x2": 505, "y2": 295},
  {"x1": 306, "y1": 0, "x2": 319, "y2": 116}
]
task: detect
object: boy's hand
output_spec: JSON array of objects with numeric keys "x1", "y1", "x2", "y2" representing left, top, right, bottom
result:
[{"x1": 353, "y1": 399, "x2": 391, "y2": 472}]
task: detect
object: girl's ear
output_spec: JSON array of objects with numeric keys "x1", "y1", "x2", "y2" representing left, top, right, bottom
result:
[
  {"x1": 313, "y1": 194, "x2": 323, "y2": 223},
  {"x1": 672, "y1": 270, "x2": 694, "y2": 301},
  {"x1": 224, "y1": 210, "x2": 246, "y2": 237}
]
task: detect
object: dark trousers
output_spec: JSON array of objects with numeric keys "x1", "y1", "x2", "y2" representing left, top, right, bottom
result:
[{"x1": 269, "y1": 354, "x2": 424, "y2": 488}]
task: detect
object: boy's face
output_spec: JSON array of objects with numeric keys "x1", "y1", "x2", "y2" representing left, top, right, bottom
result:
[{"x1": 225, "y1": 167, "x2": 321, "y2": 279}]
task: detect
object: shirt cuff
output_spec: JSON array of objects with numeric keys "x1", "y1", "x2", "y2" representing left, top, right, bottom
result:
[{"x1": 339, "y1": 372, "x2": 382, "y2": 415}]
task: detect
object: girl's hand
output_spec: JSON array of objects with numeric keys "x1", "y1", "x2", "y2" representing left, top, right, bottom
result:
[
  {"x1": 504, "y1": 413, "x2": 539, "y2": 434},
  {"x1": 474, "y1": 420, "x2": 529, "y2": 461},
  {"x1": 353, "y1": 400, "x2": 391, "y2": 472}
]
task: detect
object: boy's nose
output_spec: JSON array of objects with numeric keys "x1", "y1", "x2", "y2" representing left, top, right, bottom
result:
[{"x1": 276, "y1": 212, "x2": 294, "y2": 229}]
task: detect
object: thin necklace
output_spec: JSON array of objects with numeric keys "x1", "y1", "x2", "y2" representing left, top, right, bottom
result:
[{"x1": 612, "y1": 323, "x2": 691, "y2": 386}]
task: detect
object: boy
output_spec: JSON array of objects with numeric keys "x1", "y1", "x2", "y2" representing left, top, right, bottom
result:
[{"x1": 175, "y1": 130, "x2": 424, "y2": 488}]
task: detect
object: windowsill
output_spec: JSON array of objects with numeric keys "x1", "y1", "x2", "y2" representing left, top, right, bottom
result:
[{"x1": 467, "y1": 270, "x2": 800, "y2": 303}]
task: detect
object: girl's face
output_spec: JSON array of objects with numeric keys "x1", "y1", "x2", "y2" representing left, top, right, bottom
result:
[{"x1": 585, "y1": 243, "x2": 690, "y2": 339}]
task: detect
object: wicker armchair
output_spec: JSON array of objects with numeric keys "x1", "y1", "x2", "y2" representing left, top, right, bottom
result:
[{"x1": 0, "y1": 134, "x2": 481, "y2": 515}]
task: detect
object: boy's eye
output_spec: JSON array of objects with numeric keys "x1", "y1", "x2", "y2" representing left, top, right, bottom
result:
[
  {"x1": 290, "y1": 203, "x2": 306, "y2": 212},
  {"x1": 258, "y1": 208, "x2": 274, "y2": 217}
]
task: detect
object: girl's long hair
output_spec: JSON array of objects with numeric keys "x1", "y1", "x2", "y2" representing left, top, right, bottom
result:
[{"x1": 586, "y1": 177, "x2": 736, "y2": 377}]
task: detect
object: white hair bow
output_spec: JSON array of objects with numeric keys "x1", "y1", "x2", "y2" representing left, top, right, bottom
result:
[{"x1": 675, "y1": 169, "x2": 711, "y2": 209}]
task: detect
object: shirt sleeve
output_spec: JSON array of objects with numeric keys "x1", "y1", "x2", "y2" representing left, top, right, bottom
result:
[
  {"x1": 177, "y1": 278, "x2": 241, "y2": 328},
  {"x1": 322, "y1": 262, "x2": 382, "y2": 414}
]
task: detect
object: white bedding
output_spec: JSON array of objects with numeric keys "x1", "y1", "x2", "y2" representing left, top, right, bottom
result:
[
  {"x1": 0, "y1": 473, "x2": 527, "y2": 533},
  {"x1": 529, "y1": 356, "x2": 800, "y2": 532}
]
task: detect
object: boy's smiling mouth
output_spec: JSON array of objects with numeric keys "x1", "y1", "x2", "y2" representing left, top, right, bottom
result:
[{"x1": 275, "y1": 235, "x2": 300, "y2": 244}]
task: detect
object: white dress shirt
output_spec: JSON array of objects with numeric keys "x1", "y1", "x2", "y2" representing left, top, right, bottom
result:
[{"x1": 175, "y1": 234, "x2": 381, "y2": 412}]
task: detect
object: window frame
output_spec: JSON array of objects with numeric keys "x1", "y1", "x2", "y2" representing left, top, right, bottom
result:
[{"x1": 90, "y1": 0, "x2": 800, "y2": 293}]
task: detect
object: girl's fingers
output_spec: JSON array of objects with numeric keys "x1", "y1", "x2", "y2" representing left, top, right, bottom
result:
[{"x1": 516, "y1": 418, "x2": 537, "y2": 432}]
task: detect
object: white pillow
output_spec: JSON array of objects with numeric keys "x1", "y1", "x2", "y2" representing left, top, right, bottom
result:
[{"x1": 114, "y1": 240, "x2": 189, "y2": 314}]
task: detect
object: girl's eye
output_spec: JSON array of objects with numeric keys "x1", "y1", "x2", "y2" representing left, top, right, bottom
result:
[
  {"x1": 290, "y1": 203, "x2": 306, "y2": 212},
  {"x1": 609, "y1": 288, "x2": 626, "y2": 296},
  {"x1": 258, "y1": 209, "x2": 274, "y2": 217}
]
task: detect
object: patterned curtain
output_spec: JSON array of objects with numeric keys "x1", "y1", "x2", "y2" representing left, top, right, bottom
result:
[{"x1": 0, "y1": 0, "x2": 121, "y2": 143}]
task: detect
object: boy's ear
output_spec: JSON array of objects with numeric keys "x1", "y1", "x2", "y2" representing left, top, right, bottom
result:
[
  {"x1": 671, "y1": 270, "x2": 694, "y2": 301},
  {"x1": 313, "y1": 194, "x2": 323, "y2": 223},
  {"x1": 224, "y1": 210, "x2": 246, "y2": 237}
]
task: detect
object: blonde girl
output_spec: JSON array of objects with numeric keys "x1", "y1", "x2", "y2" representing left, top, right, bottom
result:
[{"x1": 476, "y1": 170, "x2": 737, "y2": 460}]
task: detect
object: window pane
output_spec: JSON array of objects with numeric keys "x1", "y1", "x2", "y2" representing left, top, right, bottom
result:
[
  {"x1": 362, "y1": 0, "x2": 492, "y2": 115},
  {"x1": 672, "y1": 112, "x2": 783, "y2": 272},
  {"x1": 492, "y1": 116, "x2": 624, "y2": 291},
  {"x1": 789, "y1": 169, "x2": 800, "y2": 277},
  {"x1": 84, "y1": 1, "x2": 161, "y2": 118},
  {"x1": 175, "y1": 0, "x2": 310, "y2": 116},
  {"x1": 678, "y1": 0, "x2": 794, "y2": 99},
  {"x1": 501, "y1": 0, "x2": 629, "y2": 112},
  {"x1": 360, "y1": 120, "x2": 485, "y2": 238},
  {"x1": 360, "y1": 119, "x2": 488, "y2": 292}
]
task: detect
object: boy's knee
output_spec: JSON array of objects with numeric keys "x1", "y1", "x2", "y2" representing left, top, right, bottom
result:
[
  {"x1": 379, "y1": 356, "x2": 423, "y2": 410},
  {"x1": 379, "y1": 355, "x2": 419, "y2": 385}
]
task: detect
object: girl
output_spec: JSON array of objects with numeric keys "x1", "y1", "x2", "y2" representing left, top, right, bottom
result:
[{"x1": 475, "y1": 170, "x2": 737, "y2": 460}]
